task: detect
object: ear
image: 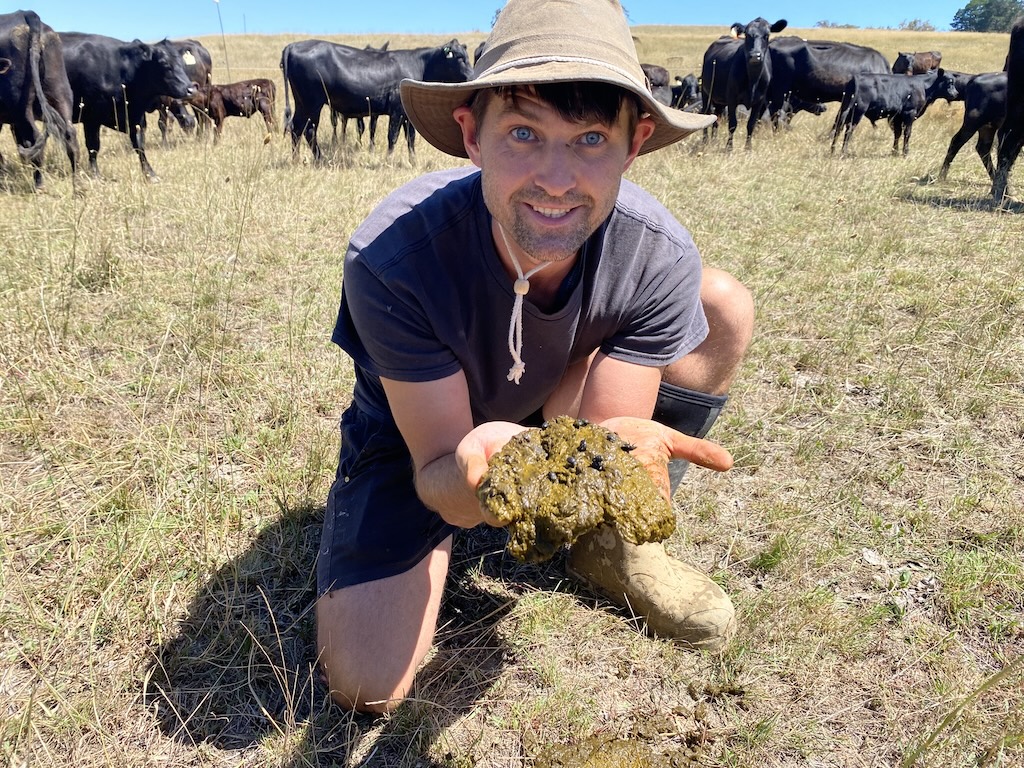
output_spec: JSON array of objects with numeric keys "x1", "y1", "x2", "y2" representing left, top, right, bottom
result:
[
  {"x1": 452, "y1": 104, "x2": 483, "y2": 167},
  {"x1": 770, "y1": 19, "x2": 788, "y2": 33},
  {"x1": 622, "y1": 115, "x2": 656, "y2": 172}
]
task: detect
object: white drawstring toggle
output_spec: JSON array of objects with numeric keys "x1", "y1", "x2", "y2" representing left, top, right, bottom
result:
[{"x1": 498, "y1": 224, "x2": 549, "y2": 385}]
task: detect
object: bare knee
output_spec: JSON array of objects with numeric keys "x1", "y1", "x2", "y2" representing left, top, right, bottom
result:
[
  {"x1": 316, "y1": 607, "x2": 415, "y2": 713},
  {"x1": 315, "y1": 540, "x2": 451, "y2": 714},
  {"x1": 702, "y1": 267, "x2": 755, "y2": 358},
  {"x1": 665, "y1": 268, "x2": 754, "y2": 394}
]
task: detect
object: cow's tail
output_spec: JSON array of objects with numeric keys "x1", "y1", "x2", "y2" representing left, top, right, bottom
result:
[
  {"x1": 16, "y1": 11, "x2": 57, "y2": 164},
  {"x1": 280, "y1": 47, "x2": 293, "y2": 134}
]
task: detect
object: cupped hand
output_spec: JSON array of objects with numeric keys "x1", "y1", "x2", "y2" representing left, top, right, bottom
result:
[
  {"x1": 455, "y1": 420, "x2": 529, "y2": 527},
  {"x1": 599, "y1": 416, "x2": 734, "y2": 498}
]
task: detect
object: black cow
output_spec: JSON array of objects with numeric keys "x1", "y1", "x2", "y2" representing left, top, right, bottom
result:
[
  {"x1": 831, "y1": 68, "x2": 959, "y2": 156},
  {"x1": 281, "y1": 39, "x2": 472, "y2": 161},
  {"x1": 671, "y1": 73, "x2": 701, "y2": 110},
  {"x1": 892, "y1": 50, "x2": 942, "y2": 75},
  {"x1": 0, "y1": 10, "x2": 78, "y2": 189},
  {"x1": 59, "y1": 33, "x2": 195, "y2": 180},
  {"x1": 330, "y1": 41, "x2": 389, "y2": 144},
  {"x1": 939, "y1": 72, "x2": 1005, "y2": 181},
  {"x1": 993, "y1": 18, "x2": 1024, "y2": 203},
  {"x1": 641, "y1": 63, "x2": 673, "y2": 106},
  {"x1": 156, "y1": 39, "x2": 213, "y2": 143},
  {"x1": 701, "y1": 18, "x2": 788, "y2": 149},
  {"x1": 767, "y1": 37, "x2": 891, "y2": 124}
]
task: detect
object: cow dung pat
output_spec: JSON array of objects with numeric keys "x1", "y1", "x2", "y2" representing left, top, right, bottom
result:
[{"x1": 477, "y1": 416, "x2": 675, "y2": 562}]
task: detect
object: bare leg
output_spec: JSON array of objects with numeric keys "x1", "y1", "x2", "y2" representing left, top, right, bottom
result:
[
  {"x1": 316, "y1": 535, "x2": 452, "y2": 713},
  {"x1": 663, "y1": 267, "x2": 754, "y2": 395}
]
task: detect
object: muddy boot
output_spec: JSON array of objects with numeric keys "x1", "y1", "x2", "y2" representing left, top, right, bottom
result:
[{"x1": 568, "y1": 525, "x2": 735, "y2": 651}]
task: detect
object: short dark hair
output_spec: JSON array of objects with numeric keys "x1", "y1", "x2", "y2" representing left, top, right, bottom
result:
[{"x1": 470, "y1": 82, "x2": 642, "y2": 136}]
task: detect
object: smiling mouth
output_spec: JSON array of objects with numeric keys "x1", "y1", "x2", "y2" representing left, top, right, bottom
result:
[{"x1": 531, "y1": 205, "x2": 572, "y2": 219}]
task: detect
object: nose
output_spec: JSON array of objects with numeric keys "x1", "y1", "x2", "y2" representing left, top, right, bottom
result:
[{"x1": 532, "y1": 142, "x2": 577, "y2": 198}]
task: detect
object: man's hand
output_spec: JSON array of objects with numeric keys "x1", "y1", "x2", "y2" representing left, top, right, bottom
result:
[
  {"x1": 599, "y1": 416, "x2": 733, "y2": 500},
  {"x1": 454, "y1": 421, "x2": 529, "y2": 527}
]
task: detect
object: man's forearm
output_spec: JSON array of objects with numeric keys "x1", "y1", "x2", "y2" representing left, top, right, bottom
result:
[{"x1": 414, "y1": 453, "x2": 488, "y2": 529}]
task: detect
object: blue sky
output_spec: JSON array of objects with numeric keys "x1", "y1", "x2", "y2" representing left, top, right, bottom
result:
[{"x1": 24, "y1": 0, "x2": 970, "y2": 42}]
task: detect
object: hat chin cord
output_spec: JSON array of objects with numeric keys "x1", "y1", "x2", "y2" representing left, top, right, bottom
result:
[{"x1": 497, "y1": 223, "x2": 550, "y2": 385}]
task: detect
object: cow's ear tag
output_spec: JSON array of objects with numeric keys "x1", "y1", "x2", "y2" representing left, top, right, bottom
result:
[{"x1": 183, "y1": 51, "x2": 197, "y2": 66}]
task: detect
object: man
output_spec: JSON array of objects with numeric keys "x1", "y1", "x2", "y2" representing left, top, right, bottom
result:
[{"x1": 318, "y1": 0, "x2": 755, "y2": 713}]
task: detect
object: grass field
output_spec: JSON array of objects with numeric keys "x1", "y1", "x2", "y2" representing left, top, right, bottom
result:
[{"x1": 1, "y1": 23, "x2": 1022, "y2": 768}]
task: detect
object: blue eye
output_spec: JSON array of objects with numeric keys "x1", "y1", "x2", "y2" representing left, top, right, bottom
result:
[
  {"x1": 580, "y1": 131, "x2": 605, "y2": 146},
  {"x1": 512, "y1": 126, "x2": 534, "y2": 141}
]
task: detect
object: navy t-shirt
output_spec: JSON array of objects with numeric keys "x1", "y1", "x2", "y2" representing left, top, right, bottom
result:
[{"x1": 333, "y1": 166, "x2": 707, "y2": 426}]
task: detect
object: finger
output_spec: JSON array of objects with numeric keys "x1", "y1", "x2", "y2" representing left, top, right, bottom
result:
[{"x1": 669, "y1": 431, "x2": 733, "y2": 472}]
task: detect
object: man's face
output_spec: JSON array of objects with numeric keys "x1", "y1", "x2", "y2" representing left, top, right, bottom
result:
[{"x1": 454, "y1": 88, "x2": 654, "y2": 266}]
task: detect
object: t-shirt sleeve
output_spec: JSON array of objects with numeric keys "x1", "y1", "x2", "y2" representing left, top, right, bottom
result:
[
  {"x1": 332, "y1": 245, "x2": 462, "y2": 382},
  {"x1": 597, "y1": 207, "x2": 708, "y2": 367}
]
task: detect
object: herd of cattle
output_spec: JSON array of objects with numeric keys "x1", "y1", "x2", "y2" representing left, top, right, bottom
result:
[{"x1": 0, "y1": 9, "x2": 1021, "y2": 203}]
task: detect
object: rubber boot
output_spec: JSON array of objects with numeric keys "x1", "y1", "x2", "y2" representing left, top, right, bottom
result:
[
  {"x1": 652, "y1": 382, "x2": 728, "y2": 492},
  {"x1": 568, "y1": 524, "x2": 736, "y2": 651}
]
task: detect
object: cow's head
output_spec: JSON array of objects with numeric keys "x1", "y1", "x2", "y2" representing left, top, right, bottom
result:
[
  {"x1": 149, "y1": 39, "x2": 197, "y2": 100},
  {"x1": 428, "y1": 39, "x2": 473, "y2": 84},
  {"x1": 730, "y1": 18, "x2": 787, "y2": 64},
  {"x1": 928, "y1": 68, "x2": 959, "y2": 103}
]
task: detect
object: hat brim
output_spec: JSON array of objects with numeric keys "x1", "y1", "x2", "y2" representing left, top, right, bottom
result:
[{"x1": 400, "y1": 62, "x2": 717, "y2": 159}]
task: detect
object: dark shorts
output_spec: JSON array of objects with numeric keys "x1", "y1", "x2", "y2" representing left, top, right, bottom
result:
[{"x1": 317, "y1": 404, "x2": 458, "y2": 596}]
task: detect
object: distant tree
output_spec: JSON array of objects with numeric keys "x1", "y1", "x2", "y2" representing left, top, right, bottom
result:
[
  {"x1": 815, "y1": 20, "x2": 858, "y2": 29},
  {"x1": 899, "y1": 18, "x2": 937, "y2": 31},
  {"x1": 950, "y1": 0, "x2": 1024, "y2": 31}
]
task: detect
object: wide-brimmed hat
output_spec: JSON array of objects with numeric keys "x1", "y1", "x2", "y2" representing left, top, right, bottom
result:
[{"x1": 400, "y1": 0, "x2": 716, "y2": 158}]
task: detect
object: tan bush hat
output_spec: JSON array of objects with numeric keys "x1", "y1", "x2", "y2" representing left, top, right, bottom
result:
[{"x1": 400, "y1": 0, "x2": 716, "y2": 158}]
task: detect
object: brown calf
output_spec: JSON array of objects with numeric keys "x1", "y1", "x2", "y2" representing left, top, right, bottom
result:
[
  {"x1": 892, "y1": 50, "x2": 942, "y2": 75},
  {"x1": 188, "y1": 78, "x2": 276, "y2": 142}
]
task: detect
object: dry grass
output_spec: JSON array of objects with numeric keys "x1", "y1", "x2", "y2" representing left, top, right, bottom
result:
[{"x1": 1, "y1": 24, "x2": 1022, "y2": 768}]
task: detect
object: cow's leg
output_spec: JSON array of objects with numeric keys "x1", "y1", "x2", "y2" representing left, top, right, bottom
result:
[
  {"x1": 52, "y1": 108, "x2": 81, "y2": 189},
  {"x1": 830, "y1": 106, "x2": 849, "y2": 154},
  {"x1": 260, "y1": 105, "x2": 274, "y2": 134},
  {"x1": 902, "y1": 120, "x2": 913, "y2": 156},
  {"x1": 725, "y1": 103, "x2": 738, "y2": 151},
  {"x1": 158, "y1": 105, "x2": 171, "y2": 147},
  {"x1": 841, "y1": 113, "x2": 860, "y2": 156},
  {"x1": 976, "y1": 125, "x2": 997, "y2": 180},
  {"x1": 386, "y1": 113, "x2": 402, "y2": 156},
  {"x1": 302, "y1": 116, "x2": 321, "y2": 160},
  {"x1": 404, "y1": 118, "x2": 416, "y2": 161},
  {"x1": 940, "y1": 121, "x2": 980, "y2": 179},
  {"x1": 129, "y1": 115, "x2": 158, "y2": 180},
  {"x1": 331, "y1": 110, "x2": 339, "y2": 141},
  {"x1": 83, "y1": 121, "x2": 102, "y2": 178},
  {"x1": 11, "y1": 118, "x2": 45, "y2": 190},
  {"x1": 368, "y1": 115, "x2": 379, "y2": 150},
  {"x1": 745, "y1": 104, "x2": 765, "y2": 150},
  {"x1": 992, "y1": 125, "x2": 1024, "y2": 202}
]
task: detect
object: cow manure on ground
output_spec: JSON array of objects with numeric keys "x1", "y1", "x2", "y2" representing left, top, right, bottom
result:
[
  {"x1": 477, "y1": 416, "x2": 674, "y2": 562},
  {"x1": 533, "y1": 734, "x2": 704, "y2": 767}
]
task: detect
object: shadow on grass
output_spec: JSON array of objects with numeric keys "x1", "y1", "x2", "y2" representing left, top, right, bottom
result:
[
  {"x1": 143, "y1": 503, "x2": 569, "y2": 766},
  {"x1": 898, "y1": 178, "x2": 1024, "y2": 213}
]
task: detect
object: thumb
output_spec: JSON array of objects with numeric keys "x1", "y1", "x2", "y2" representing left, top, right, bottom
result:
[{"x1": 670, "y1": 430, "x2": 734, "y2": 472}]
